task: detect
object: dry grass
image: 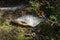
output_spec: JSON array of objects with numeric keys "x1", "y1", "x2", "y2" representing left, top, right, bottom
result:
[{"x1": 0, "y1": 21, "x2": 33, "y2": 40}]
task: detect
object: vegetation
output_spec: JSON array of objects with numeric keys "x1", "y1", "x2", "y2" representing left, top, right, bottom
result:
[{"x1": 0, "y1": 0, "x2": 60, "y2": 40}]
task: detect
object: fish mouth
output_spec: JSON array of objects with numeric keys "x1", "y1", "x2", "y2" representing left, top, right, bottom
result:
[{"x1": 20, "y1": 21, "x2": 28, "y2": 24}]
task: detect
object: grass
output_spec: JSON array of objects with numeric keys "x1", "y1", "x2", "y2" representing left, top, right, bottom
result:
[
  {"x1": 0, "y1": 22, "x2": 33, "y2": 40},
  {"x1": 0, "y1": 7, "x2": 60, "y2": 40}
]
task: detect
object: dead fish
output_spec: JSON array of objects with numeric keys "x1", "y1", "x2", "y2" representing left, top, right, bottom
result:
[
  {"x1": 0, "y1": 4, "x2": 27, "y2": 11},
  {"x1": 14, "y1": 15, "x2": 46, "y2": 27}
]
